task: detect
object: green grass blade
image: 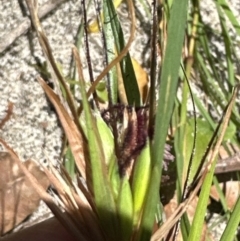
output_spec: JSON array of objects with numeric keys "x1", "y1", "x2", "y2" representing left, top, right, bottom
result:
[
  {"x1": 152, "y1": 0, "x2": 188, "y2": 168},
  {"x1": 80, "y1": 90, "x2": 119, "y2": 239},
  {"x1": 138, "y1": 0, "x2": 189, "y2": 240},
  {"x1": 106, "y1": 0, "x2": 140, "y2": 105},
  {"x1": 195, "y1": 23, "x2": 240, "y2": 125},
  {"x1": 215, "y1": 2, "x2": 235, "y2": 87},
  {"x1": 64, "y1": 148, "x2": 76, "y2": 179},
  {"x1": 103, "y1": 0, "x2": 118, "y2": 104},
  {"x1": 187, "y1": 158, "x2": 217, "y2": 241},
  {"x1": 79, "y1": 112, "x2": 115, "y2": 166},
  {"x1": 136, "y1": 166, "x2": 161, "y2": 241},
  {"x1": 220, "y1": 196, "x2": 240, "y2": 241},
  {"x1": 175, "y1": 0, "x2": 200, "y2": 203},
  {"x1": 132, "y1": 140, "x2": 151, "y2": 227},
  {"x1": 212, "y1": 176, "x2": 228, "y2": 213},
  {"x1": 73, "y1": 49, "x2": 119, "y2": 239},
  {"x1": 192, "y1": 92, "x2": 215, "y2": 128},
  {"x1": 117, "y1": 177, "x2": 133, "y2": 241},
  {"x1": 217, "y1": 0, "x2": 240, "y2": 35}
]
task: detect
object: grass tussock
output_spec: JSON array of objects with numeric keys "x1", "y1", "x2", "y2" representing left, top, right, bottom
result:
[{"x1": 1, "y1": 0, "x2": 240, "y2": 240}]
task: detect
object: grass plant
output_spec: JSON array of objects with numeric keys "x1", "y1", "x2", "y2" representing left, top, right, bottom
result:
[{"x1": 1, "y1": 0, "x2": 240, "y2": 240}]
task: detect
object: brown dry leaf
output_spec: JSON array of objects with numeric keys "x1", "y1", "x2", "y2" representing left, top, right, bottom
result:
[
  {"x1": 0, "y1": 152, "x2": 50, "y2": 235},
  {"x1": 117, "y1": 58, "x2": 149, "y2": 104},
  {"x1": 163, "y1": 195, "x2": 210, "y2": 241},
  {"x1": 210, "y1": 181, "x2": 240, "y2": 210},
  {"x1": 38, "y1": 78, "x2": 87, "y2": 180}
]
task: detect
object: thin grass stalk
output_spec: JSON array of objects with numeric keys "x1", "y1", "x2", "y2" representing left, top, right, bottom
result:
[
  {"x1": 148, "y1": 0, "x2": 159, "y2": 132},
  {"x1": 177, "y1": 0, "x2": 199, "y2": 192},
  {"x1": 176, "y1": 67, "x2": 198, "y2": 240},
  {"x1": 81, "y1": 0, "x2": 99, "y2": 109},
  {"x1": 102, "y1": 0, "x2": 118, "y2": 104}
]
